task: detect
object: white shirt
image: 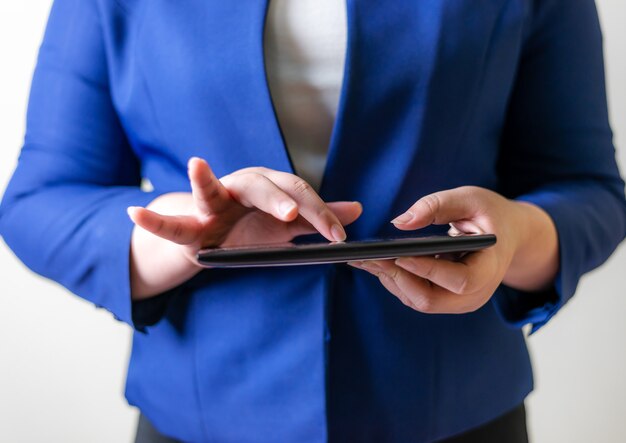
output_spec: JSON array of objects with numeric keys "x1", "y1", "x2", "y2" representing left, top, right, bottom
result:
[{"x1": 263, "y1": 0, "x2": 348, "y2": 191}]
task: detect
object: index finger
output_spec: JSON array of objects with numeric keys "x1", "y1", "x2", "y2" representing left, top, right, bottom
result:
[
  {"x1": 393, "y1": 249, "x2": 496, "y2": 295},
  {"x1": 238, "y1": 168, "x2": 347, "y2": 242},
  {"x1": 188, "y1": 157, "x2": 232, "y2": 215}
]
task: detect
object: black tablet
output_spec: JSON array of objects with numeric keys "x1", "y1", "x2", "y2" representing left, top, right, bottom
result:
[{"x1": 197, "y1": 234, "x2": 496, "y2": 268}]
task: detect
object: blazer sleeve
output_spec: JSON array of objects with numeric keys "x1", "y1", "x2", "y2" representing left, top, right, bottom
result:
[
  {"x1": 493, "y1": 0, "x2": 626, "y2": 332},
  {"x1": 0, "y1": 0, "x2": 166, "y2": 329}
]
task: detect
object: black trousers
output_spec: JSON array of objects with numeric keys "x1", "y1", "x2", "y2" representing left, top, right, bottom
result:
[{"x1": 135, "y1": 403, "x2": 528, "y2": 443}]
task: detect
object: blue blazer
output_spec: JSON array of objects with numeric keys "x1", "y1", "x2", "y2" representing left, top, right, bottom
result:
[{"x1": 2, "y1": 0, "x2": 625, "y2": 441}]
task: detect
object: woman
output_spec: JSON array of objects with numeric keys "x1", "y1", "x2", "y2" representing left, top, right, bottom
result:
[{"x1": 1, "y1": 0, "x2": 625, "y2": 441}]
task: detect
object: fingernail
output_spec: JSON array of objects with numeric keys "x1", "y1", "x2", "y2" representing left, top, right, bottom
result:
[
  {"x1": 188, "y1": 157, "x2": 205, "y2": 169},
  {"x1": 395, "y1": 257, "x2": 414, "y2": 271},
  {"x1": 360, "y1": 261, "x2": 383, "y2": 272},
  {"x1": 391, "y1": 211, "x2": 414, "y2": 224},
  {"x1": 448, "y1": 227, "x2": 462, "y2": 237},
  {"x1": 127, "y1": 206, "x2": 140, "y2": 217},
  {"x1": 331, "y1": 224, "x2": 346, "y2": 242},
  {"x1": 279, "y1": 201, "x2": 297, "y2": 217},
  {"x1": 347, "y1": 261, "x2": 363, "y2": 268}
]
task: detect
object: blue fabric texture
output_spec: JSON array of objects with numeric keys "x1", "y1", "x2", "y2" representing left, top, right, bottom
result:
[{"x1": 1, "y1": 0, "x2": 625, "y2": 441}]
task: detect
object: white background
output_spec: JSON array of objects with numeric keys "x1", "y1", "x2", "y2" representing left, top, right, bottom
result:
[{"x1": 0, "y1": 1, "x2": 624, "y2": 442}]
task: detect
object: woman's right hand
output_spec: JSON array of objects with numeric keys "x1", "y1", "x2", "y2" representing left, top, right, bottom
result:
[{"x1": 127, "y1": 157, "x2": 363, "y2": 300}]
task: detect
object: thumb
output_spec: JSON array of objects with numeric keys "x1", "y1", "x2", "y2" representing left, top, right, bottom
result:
[{"x1": 390, "y1": 187, "x2": 482, "y2": 230}]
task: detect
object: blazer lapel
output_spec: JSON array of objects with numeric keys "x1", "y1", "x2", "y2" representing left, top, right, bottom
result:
[
  {"x1": 320, "y1": 0, "x2": 514, "y2": 237},
  {"x1": 135, "y1": 0, "x2": 294, "y2": 179}
]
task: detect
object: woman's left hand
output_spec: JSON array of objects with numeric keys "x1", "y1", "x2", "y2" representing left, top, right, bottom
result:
[{"x1": 348, "y1": 186, "x2": 559, "y2": 314}]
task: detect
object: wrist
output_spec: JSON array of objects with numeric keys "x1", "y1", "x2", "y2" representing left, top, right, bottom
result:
[
  {"x1": 129, "y1": 225, "x2": 202, "y2": 301},
  {"x1": 503, "y1": 200, "x2": 559, "y2": 292}
]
